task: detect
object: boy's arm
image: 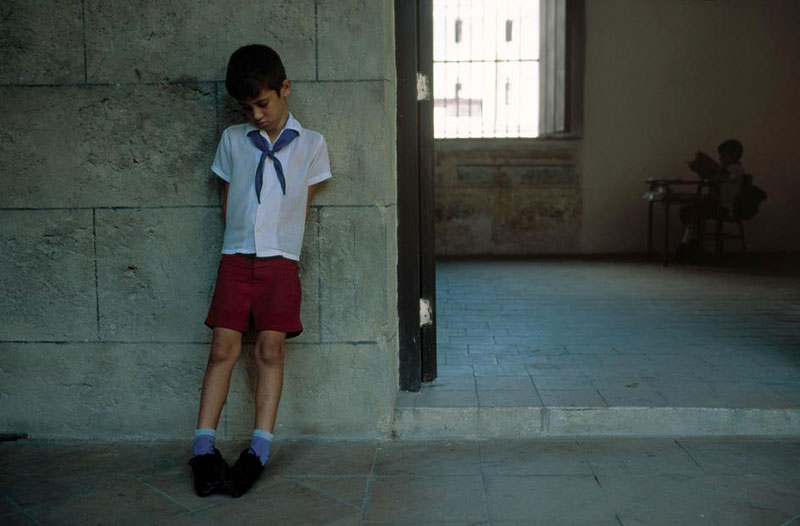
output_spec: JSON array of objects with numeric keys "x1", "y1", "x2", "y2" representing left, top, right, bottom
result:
[{"x1": 220, "y1": 180, "x2": 229, "y2": 222}]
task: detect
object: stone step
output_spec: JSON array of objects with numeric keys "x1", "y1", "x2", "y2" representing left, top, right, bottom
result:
[{"x1": 392, "y1": 404, "x2": 800, "y2": 439}]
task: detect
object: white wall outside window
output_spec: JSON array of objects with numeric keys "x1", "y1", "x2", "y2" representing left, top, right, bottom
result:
[{"x1": 433, "y1": 0, "x2": 540, "y2": 138}]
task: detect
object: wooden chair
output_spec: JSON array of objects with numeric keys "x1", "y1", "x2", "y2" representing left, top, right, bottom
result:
[
  {"x1": 699, "y1": 175, "x2": 753, "y2": 256},
  {"x1": 702, "y1": 214, "x2": 747, "y2": 254}
]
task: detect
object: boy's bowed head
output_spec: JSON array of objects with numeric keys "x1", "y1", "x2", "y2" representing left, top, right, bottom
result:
[{"x1": 226, "y1": 44, "x2": 292, "y2": 142}]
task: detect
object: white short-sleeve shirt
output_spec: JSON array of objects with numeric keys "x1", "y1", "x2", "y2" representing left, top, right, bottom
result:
[
  {"x1": 211, "y1": 113, "x2": 332, "y2": 260},
  {"x1": 720, "y1": 162, "x2": 744, "y2": 212}
]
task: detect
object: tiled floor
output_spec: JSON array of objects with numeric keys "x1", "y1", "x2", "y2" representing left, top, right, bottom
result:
[
  {"x1": 3, "y1": 258, "x2": 800, "y2": 524},
  {"x1": 407, "y1": 258, "x2": 800, "y2": 409},
  {"x1": 2, "y1": 437, "x2": 799, "y2": 525}
]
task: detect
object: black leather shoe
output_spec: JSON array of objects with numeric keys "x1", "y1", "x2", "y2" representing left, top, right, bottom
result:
[
  {"x1": 188, "y1": 448, "x2": 229, "y2": 497},
  {"x1": 224, "y1": 448, "x2": 265, "y2": 498}
]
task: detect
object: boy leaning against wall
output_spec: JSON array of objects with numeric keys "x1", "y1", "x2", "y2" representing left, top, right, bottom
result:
[{"x1": 188, "y1": 44, "x2": 332, "y2": 498}]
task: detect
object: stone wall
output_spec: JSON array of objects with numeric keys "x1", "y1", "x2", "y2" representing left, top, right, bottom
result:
[{"x1": 0, "y1": 0, "x2": 397, "y2": 439}]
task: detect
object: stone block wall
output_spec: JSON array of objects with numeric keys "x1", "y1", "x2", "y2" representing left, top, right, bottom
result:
[{"x1": 0, "y1": 0, "x2": 397, "y2": 439}]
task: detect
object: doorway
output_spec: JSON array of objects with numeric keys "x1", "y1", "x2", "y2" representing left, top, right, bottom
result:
[{"x1": 395, "y1": 0, "x2": 586, "y2": 391}]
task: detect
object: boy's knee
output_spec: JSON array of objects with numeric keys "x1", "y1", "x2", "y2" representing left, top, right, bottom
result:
[
  {"x1": 209, "y1": 343, "x2": 240, "y2": 365},
  {"x1": 254, "y1": 338, "x2": 285, "y2": 366},
  {"x1": 209, "y1": 330, "x2": 242, "y2": 364}
]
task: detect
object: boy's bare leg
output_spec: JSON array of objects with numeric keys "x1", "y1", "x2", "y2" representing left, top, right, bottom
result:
[
  {"x1": 196, "y1": 327, "x2": 243, "y2": 430},
  {"x1": 252, "y1": 330, "x2": 287, "y2": 432}
]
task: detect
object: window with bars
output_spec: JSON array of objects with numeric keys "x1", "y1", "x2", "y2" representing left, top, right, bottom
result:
[{"x1": 433, "y1": 0, "x2": 572, "y2": 139}]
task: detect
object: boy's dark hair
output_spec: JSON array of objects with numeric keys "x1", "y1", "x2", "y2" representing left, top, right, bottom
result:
[
  {"x1": 717, "y1": 138, "x2": 743, "y2": 160},
  {"x1": 225, "y1": 44, "x2": 286, "y2": 101}
]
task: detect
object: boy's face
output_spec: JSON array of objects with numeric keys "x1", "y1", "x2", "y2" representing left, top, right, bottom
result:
[{"x1": 238, "y1": 79, "x2": 291, "y2": 136}]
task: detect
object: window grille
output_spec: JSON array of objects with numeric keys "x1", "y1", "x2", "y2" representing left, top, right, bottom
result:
[{"x1": 433, "y1": 0, "x2": 541, "y2": 138}]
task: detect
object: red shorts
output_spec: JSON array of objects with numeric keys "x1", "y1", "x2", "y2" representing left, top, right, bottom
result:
[{"x1": 204, "y1": 254, "x2": 303, "y2": 338}]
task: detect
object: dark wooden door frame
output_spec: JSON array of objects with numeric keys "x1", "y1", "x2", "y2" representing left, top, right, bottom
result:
[
  {"x1": 396, "y1": 0, "x2": 437, "y2": 392},
  {"x1": 418, "y1": 0, "x2": 437, "y2": 384}
]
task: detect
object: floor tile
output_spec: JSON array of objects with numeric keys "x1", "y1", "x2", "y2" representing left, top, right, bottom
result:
[
  {"x1": 138, "y1": 468, "x2": 229, "y2": 511},
  {"x1": 479, "y1": 440, "x2": 592, "y2": 475},
  {"x1": 485, "y1": 475, "x2": 618, "y2": 522},
  {"x1": 416, "y1": 389, "x2": 478, "y2": 407},
  {"x1": 0, "y1": 441, "x2": 186, "y2": 479},
  {"x1": 152, "y1": 510, "x2": 225, "y2": 525},
  {"x1": 195, "y1": 475, "x2": 360, "y2": 524},
  {"x1": 492, "y1": 521, "x2": 619, "y2": 526},
  {"x1": 530, "y1": 374, "x2": 594, "y2": 390},
  {"x1": 538, "y1": 388, "x2": 607, "y2": 407},
  {"x1": 283, "y1": 475, "x2": 368, "y2": 510},
  {"x1": 0, "y1": 470, "x2": 131, "y2": 510},
  {"x1": 449, "y1": 336, "x2": 495, "y2": 345},
  {"x1": 364, "y1": 475, "x2": 488, "y2": 523},
  {"x1": 678, "y1": 439, "x2": 800, "y2": 476},
  {"x1": 494, "y1": 336, "x2": 537, "y2": 346},
  {"x1": 1, "y1": 494, "x2": 21, "y2": 516},
  {"x1": 600, "y1": 474, "x2": 800, "y2": 526},
  {"x1": 477, "y1": 389, "x2": 542, "y2": 407},
  {"x1": 421, "y1": 376, "x2": 477, "y2": 391},
  {"x1": 698, "y1": 474, "x2": 800, "y2": 517},
  {"x1": 564, "y1": 344, "x2": 618, "y2": 355},
  {"x1": 0, "y1": 512, "x2": 36, "y2": 525},
  {"x1": 362, "y1": 522, "x2": 489, "y2": 526},
  {"x1": 475, "y1": 376, "x2": 536, "y2": 391},
  {"x1": 594, "y1": 383, "x2": 669, "y2": 407},
  {"x1": 374, "y1": 441, "x2": 481, "y2": 476},
  {"x1": 704, "y1": 382, "x2": 796, "y2": 408},
  {"x1": 525, "y1": 345, "x2": 569, "y2": 355},
  {"x1": 436, "y1": 365, "x2": 475, "y2": 377},
  {"x1": 445, "y1": 352, "x2": 498, "y2": 365},
  {"x1": 473, "y1": 364, "x2": 531, "y2": 377},
  {"x1": 266, "y1": 440, "x2": 376, "y2": 476},
  {"x1": 492, "y1": 352, "x2": 529, "y2": 364},
  {"x1": 26, "y1": 477, "x2": 186, "y2": 526},
  {"x1": 578, "y1": 439, "x2": 704, "y2": 476},
  {"x1": 468, "y1": 344, "x2": 520, "y2": 354}
]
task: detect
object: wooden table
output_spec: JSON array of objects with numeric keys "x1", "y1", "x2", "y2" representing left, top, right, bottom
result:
[{"x1": 644, "y1": 178, "x2": 706, "y2": 266}]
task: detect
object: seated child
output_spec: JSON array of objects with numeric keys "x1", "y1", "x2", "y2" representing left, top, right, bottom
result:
[{"x1": 676, "y1": 139, "x2": 745, "y2": 261}]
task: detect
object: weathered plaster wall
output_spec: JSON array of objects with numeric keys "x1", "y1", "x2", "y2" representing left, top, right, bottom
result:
[
  {"x1": 581, "y1": 0, "x2": 800, "y2": 253},
  {"x1": 436, "y1": 0, "x2": 800, "y2": 256},
  {"x1": 0, "y1": 0, "x2": 397, "y2": 439},
  {"x1": 435, "y1": 140, "x2": 581, "y2": 256}
]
